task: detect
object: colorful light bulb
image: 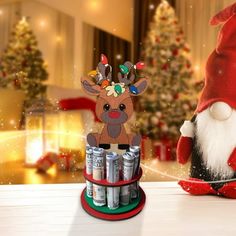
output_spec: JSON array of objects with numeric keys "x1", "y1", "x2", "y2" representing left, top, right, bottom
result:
[
  {"x1": 101, "y1": 54, "x2": 108, "y2": 65},
  {"x1": 114, "y1": 84, "x2": 122, "y2": 95},
  {"x1": 129, "y1": 85, "x2": 138, "y2": 94},
  {"x1": 88, "y1": 70, "x2": 97, "y2": 77},
  {"x1": 101, "y1": 80, "x2": 110, "y2": 89},
  {"x1": 135, "y1": 62, "x2": 145, "y2": 70},
  {"x1": 119, "y1": 65, "x2": 129, "y2": 74}
]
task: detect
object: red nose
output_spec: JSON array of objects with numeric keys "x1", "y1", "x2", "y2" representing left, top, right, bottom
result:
[{"x1": 108, "y1": 111, "x2": 120, "y2": 119}]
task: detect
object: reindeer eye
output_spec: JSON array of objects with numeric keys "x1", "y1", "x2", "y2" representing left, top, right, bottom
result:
[
  {"x1": 119, "y1": 104, "x2": 126, "y2": 111},
  {"x1": 103, "y1": 104, "x2": 110, "y2": 111}
]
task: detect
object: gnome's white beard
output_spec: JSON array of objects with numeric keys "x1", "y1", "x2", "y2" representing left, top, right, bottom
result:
[{"x1": 196, "y1": 109, "x2": 236, "y2": 179}]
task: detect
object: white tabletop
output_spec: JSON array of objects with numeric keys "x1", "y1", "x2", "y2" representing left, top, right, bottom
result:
[{"x1": 0, "y1": 182, "x2": 235, "y2": 236}]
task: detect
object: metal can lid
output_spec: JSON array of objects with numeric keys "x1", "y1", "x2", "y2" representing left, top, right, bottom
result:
[
  {"x1": 86, "y1": 148, "x2": 93, "y2": 154},
  {"x1": 123, "y1": 152, "x2": 135, "y2": 160},
  {"x1": 129, "y1": 146, "x2": 140, "y2": 153},
  {"x1": 106, "y1": 152, "x2": 119, "y2": 160},
  {"x1": 86, "y1": 145, "x2": 93, "y2": 154},
  {"x1": 93, "y1": 147, "x2": 104, "y2": 155}
]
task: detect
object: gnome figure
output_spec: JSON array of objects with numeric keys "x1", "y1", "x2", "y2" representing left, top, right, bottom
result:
[{"x1": 177, "y1": 3, "x2": 236, "y2": 198}]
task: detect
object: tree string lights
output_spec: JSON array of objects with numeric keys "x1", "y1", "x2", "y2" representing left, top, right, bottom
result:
[
  {"x1": 0, "y1": 17, "x2": 48, "y2": 112},
  {"x1": 136, "y1": 0, "x2": 199, "y2": 142}
]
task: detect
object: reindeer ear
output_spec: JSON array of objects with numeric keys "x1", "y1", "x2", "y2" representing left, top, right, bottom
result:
[
  {"x1": 130, "y1": 78, "x2": 149, "y2": 96},
  {"x1": 81, "y1": 77, "x2": 101, "y2": 96}
]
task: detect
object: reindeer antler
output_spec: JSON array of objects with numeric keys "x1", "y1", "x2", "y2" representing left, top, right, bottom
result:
[
  {"x1": 94, "y1": 54, "x2": 112, "y2": 87},
  {"x1": 88, "y1": 54, "x2": 145, "y2": 91},
  {"x1": 118, "y1": 61, "x2": 145, "y2": 86},
  {"x1": 88, "y1": 54, "x2": 112, "y2": 89},
  {"x1": 118, "y1": 61, "x2": 135, "y2": 86}
]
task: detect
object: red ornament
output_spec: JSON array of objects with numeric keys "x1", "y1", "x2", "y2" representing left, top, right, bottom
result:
[
  {"x1": 136, "y1": 62, "x2": 145, "y2": 70},
  {"x1": 155, "y1": 37, "x2": 160, "y2": 43},
  {"x1": 161, "y1": 63, "x2": 168, "y2": 70},
  {"x1": 176, "y1": 37, "x2": 181, "y2": 42},
  {"x1": 160, "y1": 17, "x2": 167, "y2": 21},
  {"x1": 26, "y1": 45, "x2": 31, "y2": 51},
  {"x1": 184, "y1": 47, "x2": 190, "y2": 52},
  {"x1": 186, "y1": 63, "x2": 191, "y2": 69},
  {"x1": 101, "y1": 54, "x2": 108, "y2": 65},
  {"x1": 172, "y1": 49, "x2": 178, "y2": 56},
  {"x1": 158, "y1": 121, "x2": 165, "y2": 128},
  {"x1": 173, "y1": 93, "x2": 179, "y2": 100}
]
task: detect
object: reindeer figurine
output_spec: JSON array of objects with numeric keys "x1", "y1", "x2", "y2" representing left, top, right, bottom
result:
[{"x1": 81, "y1": 54, "x2": 148, "y2": 149}]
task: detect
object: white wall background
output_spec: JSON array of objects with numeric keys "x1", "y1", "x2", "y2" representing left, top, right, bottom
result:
[
  {"x1": 37, "y1": 0, "x2": 134, "y2": 89},
  {"x1": 22, "y1": 1, "x2": 74, "y2": 88}
]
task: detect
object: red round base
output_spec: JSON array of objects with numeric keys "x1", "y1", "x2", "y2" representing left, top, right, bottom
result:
[{"x1": 80, "y1": 187, "x2": 146, "y2": 221}]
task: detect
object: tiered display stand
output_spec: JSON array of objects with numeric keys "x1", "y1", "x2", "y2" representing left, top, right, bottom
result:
[{"x1": 81, "y1": 167, "x2": 146, "y2": 221}]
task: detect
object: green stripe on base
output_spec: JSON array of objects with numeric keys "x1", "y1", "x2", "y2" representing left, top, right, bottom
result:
[{"x1": 84, "y1": 189, "x2": 141, "y2": 214}]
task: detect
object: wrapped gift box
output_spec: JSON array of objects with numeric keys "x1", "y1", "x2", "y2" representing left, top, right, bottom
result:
[
  {"x1": 57, "y1": 148, "x2": 83, "y2": 171},
  {"x1": 37, "y1": 152, "x2": 58, "y2": 172},
  {"x1": 153, "y1": 139, "x2": 176, "y2": 161}
]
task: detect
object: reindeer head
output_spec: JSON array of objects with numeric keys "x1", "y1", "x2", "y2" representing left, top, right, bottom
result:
[{"x1": 81, "y1": 54, "x2": 148, "y2": 125}]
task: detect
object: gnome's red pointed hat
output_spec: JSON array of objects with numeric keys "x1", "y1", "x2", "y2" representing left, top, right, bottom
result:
[{"x1": 197, "y1": 3, "x2": 236, "y2": 113}]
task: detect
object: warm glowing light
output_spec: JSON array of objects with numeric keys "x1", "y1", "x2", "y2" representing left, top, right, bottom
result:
[
  {"x1": 20, "y1": 17, "x2": 27, "y2": 24},
  {"x1": 47, "y1": 165, "x2": 57, "y2": 176},
  {"x1": 194, "y1": 65, "x2": 200, "y2": 72},
  {"x1": 0, "y1": 9, "x2": 3, "y2": 15},
  {"x1": 89, "y1": 0, "x2": 99, "y2": 10},
  {"x1": 59, "y1": 111, "x2": 85, "y2": 167},
  {"x1": 151, "y1": 159, "x2": 158, "y2": 165},
  {"x1": 116, "y1": 54, "x2": 122, "y2": 60},
  {"x1": 59, "y1": 112, "x2": 84, "y2": 148},
  {"x1": 56, "y1": 36, "x2": 62, "y2": 42},
  {"x1": 162, "y1": 0, "x2": 168, "y2": 5},
  {"x1": 9, "y1": 119, "x2": 15, "y2": 125},
  {"x1": 149, "y1": 4, "x2": 155, "y2": 10},
  {"x1": 39, "y1": 20, "x2": 47, "y2": 28},
  {"x1": 25, "y1": 101, "x2": 59, "y2": 166},
  {"x1": 26, "y1": 139, "x2": 43, "y2": 165}
]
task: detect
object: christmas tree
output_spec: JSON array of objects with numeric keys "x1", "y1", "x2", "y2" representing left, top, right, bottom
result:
[
  {"x1": 0, "y1": 17, "x2": 48, "y2": 108},
  {"x1": 137, "y1": 0, "x2": 198, "y2": 142}
]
